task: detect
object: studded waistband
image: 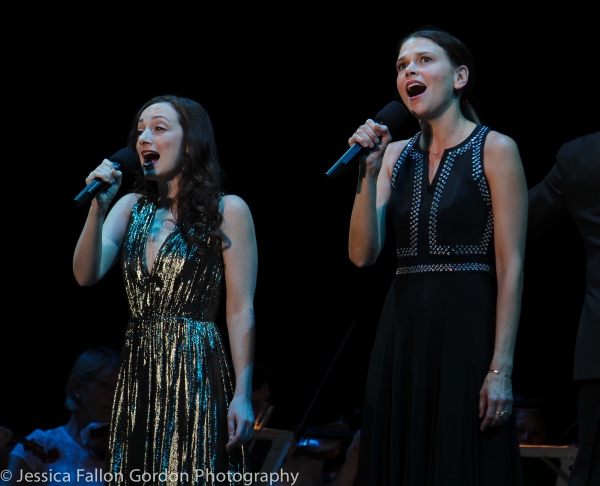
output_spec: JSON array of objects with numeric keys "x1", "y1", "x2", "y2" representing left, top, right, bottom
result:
[{"x1": 396, "y1": 263, "x2": 495, "y2": 275}]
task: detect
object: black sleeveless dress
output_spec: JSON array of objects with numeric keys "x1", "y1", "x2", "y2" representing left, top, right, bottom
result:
[{"x1": 356, "y1": 126, "x2": 523, "y2": 485}]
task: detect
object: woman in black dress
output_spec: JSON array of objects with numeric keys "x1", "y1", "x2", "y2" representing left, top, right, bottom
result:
[{"x1": 346, "y1": 26, "x2": 527, "y2": 485}]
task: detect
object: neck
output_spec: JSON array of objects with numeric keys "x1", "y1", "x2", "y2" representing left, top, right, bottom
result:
[
  {"x1": 423, "y1": 116, "x2": 475, "y2": 155},
  {"x1": 64, "y1": 415, "x2": 85, "y2": 442},
  {"x1": 158, "y1": 173, "x2": 181, "y2": 201}
]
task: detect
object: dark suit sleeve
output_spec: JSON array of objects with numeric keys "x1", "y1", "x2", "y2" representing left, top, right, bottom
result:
[{"x1": 527, "y1": 147, "x2": 567, "y2": 240}]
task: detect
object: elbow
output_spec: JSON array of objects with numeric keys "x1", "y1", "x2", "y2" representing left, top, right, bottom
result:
[
  {"x1": 349, "y1": 240, "x2": 380, "y2": 268},
  {"x1": 74, "y1": 276, "x2": 97, "y2": 287},
  {"x1": 73, "y1": 269, "x2": 99, "y2": 287},
  {"x1": 349, "y1": 250, "x2": 377, "y2": 268},
  {"x1": 497, "y1": 251, "x2": 525, "y2": 273},
  {"x1": 495, "y1": 256, "x2": 525, "y2": 287}
]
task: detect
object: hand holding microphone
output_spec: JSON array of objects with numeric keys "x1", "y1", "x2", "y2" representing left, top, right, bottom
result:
[
  {"x1": 74, "y1": 148, "x2": 138, "y2": 206},
  {"x1": 326, "y1": 101, "x2": 408, "y2": 179}
]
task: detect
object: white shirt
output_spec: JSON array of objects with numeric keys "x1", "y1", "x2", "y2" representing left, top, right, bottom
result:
[{"x1": 9, "y1": 426, "x2": 106, "y2": 486}]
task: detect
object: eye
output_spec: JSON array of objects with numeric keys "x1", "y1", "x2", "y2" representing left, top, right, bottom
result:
[
  {"x1": 422, "y1": 56, "x2": 432, "y2": 63},
  {"x1": 397, "y1": 62, "x2": 407, "y2": 72},
  {"x1": 151, "y1": 123, "x2": 168, "y2": 133}
]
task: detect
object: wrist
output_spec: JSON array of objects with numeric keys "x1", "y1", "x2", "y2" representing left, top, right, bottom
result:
[
  {"x1": 232, "y1": 389, "x2": 251, "y2": 400},
  {"x1": 488, "y1": 368, "x2": 511, "y2": 379},
  {"x1": 89, "y1": 201, "x2": 109, "y2": 216}
]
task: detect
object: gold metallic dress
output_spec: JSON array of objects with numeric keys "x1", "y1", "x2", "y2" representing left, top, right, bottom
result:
[{"x1": 108, "y1": 196, "x2": 246, "y2": 485}]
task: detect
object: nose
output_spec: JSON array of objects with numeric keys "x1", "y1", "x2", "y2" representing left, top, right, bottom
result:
[
  {"x1": 138, "y1": 127, "x2": 152, "y2": 145},
  {"x1": 404, "y1": 62, "x2": 418, "y2": 76}
]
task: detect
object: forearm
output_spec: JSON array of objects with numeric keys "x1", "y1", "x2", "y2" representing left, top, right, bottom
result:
[
  {"x1": 491, "y1": 262, "x2": 524, "y2": 375},
  {"x1": 226, "y1": 309, "x2": 255, "y2": 399},
  {"x1": 349, "y1": 174, "x2": 381, "y2": 267},
  {"x1": 73, "y1": 204, "x2": 107, "y2": 286}
]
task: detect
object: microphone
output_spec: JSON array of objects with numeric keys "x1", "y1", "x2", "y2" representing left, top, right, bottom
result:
[
  {"x1": 326, "y1": 101, "x2": 408, "y2": 179},
  {"x1": 73, "y1": 148, "x2": 139, "y2": 206}
]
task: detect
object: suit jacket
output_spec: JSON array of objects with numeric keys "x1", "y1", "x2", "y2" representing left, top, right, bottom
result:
[{"x1": 528, "y1": 131, "x2": 600, "y2": 380}]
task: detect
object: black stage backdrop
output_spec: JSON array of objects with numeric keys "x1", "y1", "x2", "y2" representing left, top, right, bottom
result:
[{"x1": 4, "y1": 8, "x2": 599, "y2": 448}]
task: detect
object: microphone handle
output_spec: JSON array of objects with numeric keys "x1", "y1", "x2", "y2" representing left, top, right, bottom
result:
[
  {"x1": 325, "y1": 143, "x2": 365, "y2": 179},
  {"x1": 73, "y1": 161, "x2": 123, "y2": 207}
]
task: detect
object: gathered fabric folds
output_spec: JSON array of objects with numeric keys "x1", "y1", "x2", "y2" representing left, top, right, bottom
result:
[
  {"x1": 356, "y1": 127, "x2": 523, "y2": 485},
  {"x1": 108, "y1": 196, "x2": 245, "y2": 485}
]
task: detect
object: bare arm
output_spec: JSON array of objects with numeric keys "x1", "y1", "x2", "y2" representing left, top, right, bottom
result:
[
  {"x1": 220, "y1": 195, "x2": 258, "y2": 450},
  {"x1": 478, "y1": 132, "x2": 528, "y2": 431},
  {"x1": 348, "y1": 120, "x2": 403, "y2": 267},
  {"x1": 73, "y1": 159, "x2": 137, "y2": 286}
]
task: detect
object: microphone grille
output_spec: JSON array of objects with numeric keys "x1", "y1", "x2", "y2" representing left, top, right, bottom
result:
[
  {"x1": 109, "y1": 148, "x2": 139, "y2": 175},
  {"x1": 375, "y1": 101, "x2": 408, "y2": 132}
]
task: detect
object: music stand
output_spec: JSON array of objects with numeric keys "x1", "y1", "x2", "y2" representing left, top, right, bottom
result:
[
  {"x1": 247, "y1": 428, "x2": 294, "y2": 477},
  {"x1": 520, "y1": 445, "x2": 578, "y2": 486}
]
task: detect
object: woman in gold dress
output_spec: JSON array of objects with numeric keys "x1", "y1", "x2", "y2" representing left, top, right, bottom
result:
[{"x1": 74, "y1": 94, "x2": 257, "y2": 485}]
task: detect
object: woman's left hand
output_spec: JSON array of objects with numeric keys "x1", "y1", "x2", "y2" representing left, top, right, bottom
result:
[
  {"x1": 479, "y1": 370, "x2": 513, "y2": 431},
  {"x1": 226, "y1": 395, "x2": 255, "y2": 450}
]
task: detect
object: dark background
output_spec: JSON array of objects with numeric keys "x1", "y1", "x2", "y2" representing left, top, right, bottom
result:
[{"x1": 4, "y1": 9, "x2": 598, "y2": 448}]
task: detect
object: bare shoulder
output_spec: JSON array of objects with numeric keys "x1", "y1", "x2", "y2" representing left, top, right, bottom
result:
[
  {"x1": 110, "y1": 192, "x2": 142, "y2": 214},
  {"x1": 387, "y1": 139, "x2": 411, "y2": 155},
  {"x1": 219, "y1": 195, "x2": 257, "y2": 250},
  {"x1": 483, "y1": 130, "x2": 526, "y2": 191},
  {"x1": 220, "y1": 194, "x2": 254, "y2": 223},
  {"x1": 484, "y1": 131, "x2": 521, "y2": 160},
  {"x1": 383, "y1": 139, "x2": 411, "y2": 174}
]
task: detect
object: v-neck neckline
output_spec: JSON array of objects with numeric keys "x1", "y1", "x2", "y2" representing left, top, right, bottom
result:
[
  {"x1": 143, "y1": 203, "x2": 177, "y2": 277},
  {"x1": 420, "y1": 125, "x2": 480, "y2": 191},
  {"x1": 427, "y1": 153, "x2": 445, "y2": 190}
]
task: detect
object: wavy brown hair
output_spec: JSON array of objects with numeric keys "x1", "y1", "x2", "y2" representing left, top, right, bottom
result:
[{"x1": 126, "y1": 94, "x2": 225, "y2": 250}]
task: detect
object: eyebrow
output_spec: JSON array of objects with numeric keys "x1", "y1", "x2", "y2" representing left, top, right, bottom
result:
[
  {"x1": 397, "y1": 51, "x2": 436, "y2": 63},
  {"x1": 138, "y1": 115, "x2": 172, "y2": 124}
]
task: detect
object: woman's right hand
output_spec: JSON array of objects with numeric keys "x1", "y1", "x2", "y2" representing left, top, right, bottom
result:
[
  {"x1": 348, "y1": 119, "x2": 392, "y2": 175},
  {"x1": 85, "y1": 159, "x2": 123, "y2": 208}
]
